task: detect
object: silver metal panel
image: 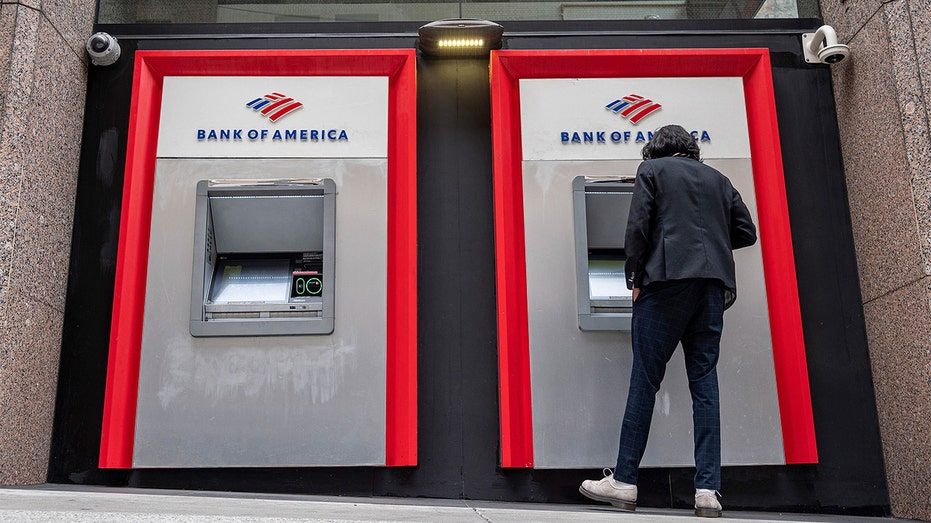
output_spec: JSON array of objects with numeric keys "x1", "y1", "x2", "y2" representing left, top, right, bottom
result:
[
  {"x1": 210, "y1": 192, "x2": 325, "y2": 254},
  {"x1": 523, "y1": 159, "x2": 785, "y2": 469},
  {"x1": 584, "y1": 190, "x2": 631, "y2": 250},
  {"x1": 134, "y1": 158, "x2": 388, "y2": 467}
]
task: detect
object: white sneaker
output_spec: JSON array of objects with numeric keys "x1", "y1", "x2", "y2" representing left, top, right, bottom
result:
[
  {"x1": 695, "y1": 489, "x2": 722, "y2": 518},
  {"x1": 579, "y1": 469, "x2": 637, "y2": 511}
]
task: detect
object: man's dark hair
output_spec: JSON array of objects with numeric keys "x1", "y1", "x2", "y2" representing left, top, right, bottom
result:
[{"x1": 640, "y1": 124, "x2": 702, "y2": 161}]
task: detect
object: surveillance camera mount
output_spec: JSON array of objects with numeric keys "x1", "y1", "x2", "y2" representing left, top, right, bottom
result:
[
  {"x1": 85, "y1": 32, "x2": 121, "y2": 66},
  {"x1": 803, "y1": 25, "x2": 850, "y2": 65}
]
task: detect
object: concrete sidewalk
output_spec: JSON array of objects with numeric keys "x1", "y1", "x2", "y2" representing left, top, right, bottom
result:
[{"x1": 0, "y1": 485, "x2": 910, "y2": 523}]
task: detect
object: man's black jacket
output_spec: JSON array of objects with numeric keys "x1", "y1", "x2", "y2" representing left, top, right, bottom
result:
[{"x1": 624, "y1": 155, "x2": 758, "y2": 305}]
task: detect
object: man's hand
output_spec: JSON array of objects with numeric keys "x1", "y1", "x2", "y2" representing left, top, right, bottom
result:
[{"x1": 632, "y1": 287, "x2": 641, "y2": 302}]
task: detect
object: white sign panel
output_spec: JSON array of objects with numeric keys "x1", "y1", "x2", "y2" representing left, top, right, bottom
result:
[
  {"x1": 519, "y1": 77, "x2": 751, "y2": 161},
  {"x1": 157, "y1": 76, "x2": 389, "y2": 158}
]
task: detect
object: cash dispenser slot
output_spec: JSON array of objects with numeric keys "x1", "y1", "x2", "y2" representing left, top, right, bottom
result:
[
  {"x1": 190, "y1": 179, "x2": 336, "y2": 337},
  {"x1": 572, "y1": 176, "x2": 634, "y2": 331}
]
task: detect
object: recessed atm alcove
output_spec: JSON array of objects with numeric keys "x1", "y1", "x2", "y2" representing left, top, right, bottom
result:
[
  {"x1": 572, "y1": 175, "x2": 634, "y2": 331},
  {"x1": 189, "y1": 178, "x2": 336, "y2": 337}
]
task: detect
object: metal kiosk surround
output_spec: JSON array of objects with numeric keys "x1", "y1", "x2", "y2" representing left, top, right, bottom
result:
[
  {"x1": 572, "y1": 176, "x2": 634, "y2": 331},
  {"x1": 190, "y1": 178, "x2": 337, "y2": 337}
]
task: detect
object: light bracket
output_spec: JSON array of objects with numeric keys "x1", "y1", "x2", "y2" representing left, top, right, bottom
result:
[{"x1": 418, "y1": 19, "x2": 504, "y2": 57}]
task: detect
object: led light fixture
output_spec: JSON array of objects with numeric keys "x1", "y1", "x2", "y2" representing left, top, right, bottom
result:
[{"x1": 418, "y1": 19, "x2": 504, "y2": 57}]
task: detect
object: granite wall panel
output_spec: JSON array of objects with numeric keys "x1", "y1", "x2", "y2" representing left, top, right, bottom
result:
[
  {"x1": 862, "y1": 279, "x2": 931, "y2": 520},
  {"x1": 824, "y1": 0, "x2": 931, "y2": 518},
  {"x1": 819, "y1": 0, "x2": 885, "y2": 41},
  {"x1": 0, "y1": 287, "x2": 64, "y2": 484},
  {"x1": 0, "y1": 0, "x2": 92, "y2": 486},
  {"x1": 887, "y1": 0, "x2": 931, "y2": 277},
  {"x1": 10, "y1": 18, "x2": 86, "y2": 311},
  {"x1": 0, "y1": 6, "x2": 40, "y2": 290},
  {"x1": 40, "y1": 0, "x2": 96, "y2": 59},
  {"x1": 18, "y1": 0, "x2": 42, "y2": 11},
  {"x1": 902, "y1": 0, "x2": 931, "y2": 277},
  {"x1": 830, "y1": 9, "x2": 924, "y2": 302},
  {"x1": 0, "y1": 6, "x2": 15, "y2": 113}
]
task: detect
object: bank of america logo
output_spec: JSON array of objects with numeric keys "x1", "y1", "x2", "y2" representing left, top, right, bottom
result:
[
  {"x1": 246, "y1": 92, "x2": 303, "y2": 122},
  {"x1": 605, "y1": 94, "x2": 662, "y2": 124}
]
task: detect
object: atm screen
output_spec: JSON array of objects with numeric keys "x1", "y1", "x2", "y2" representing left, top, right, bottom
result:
[
  {"x1": 588, "y1": 259, "x2": 631, "y2": 300},
  {"x1": 208, "y1": 258, "x2": 291, "y2": 304}
]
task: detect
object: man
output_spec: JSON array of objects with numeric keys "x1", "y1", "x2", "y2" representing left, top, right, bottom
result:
[{"x1": 579, "y1": 124, "x2": 757, "y2": 518}]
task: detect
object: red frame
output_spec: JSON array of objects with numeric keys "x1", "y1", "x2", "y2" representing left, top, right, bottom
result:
[
  {"x1": 99, "y1": 49, "x2": 418, "y2": 468},
  {"x1": 490, "y1": 49, "x2": 818, "y2": 468}
]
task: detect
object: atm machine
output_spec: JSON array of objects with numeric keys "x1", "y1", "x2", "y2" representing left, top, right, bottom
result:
[
  {"x1": 189, "y1": 178, "x2": 337, "y2": 337},
  {"x1": 572, "y1": 176, "x2": 634, "y2": 331},
  {"x1": 98, "y1": 63, "x2": 416, "y2": 469}
]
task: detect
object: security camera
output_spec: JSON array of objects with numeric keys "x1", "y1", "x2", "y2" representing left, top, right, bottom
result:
[
  {"x1": 802, "y1": 25, "x2": 849, "y2": 65},
  {"x1": 85, "y1": 32, "x2": 121, "y2": 66}
]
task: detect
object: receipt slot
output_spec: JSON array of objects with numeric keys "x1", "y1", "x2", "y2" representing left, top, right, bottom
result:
[
  {"x1": 572, "y1": 176, "x2": 634, "y2": 331},
  {"x1": 189, "y1": 179, "x2": 336, "y2": 337}
]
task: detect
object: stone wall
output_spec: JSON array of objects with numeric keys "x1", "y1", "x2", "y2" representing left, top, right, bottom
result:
[
  {"x1": 821, "y1": 0, "x2": 931, "y2": 519},
  {"x1": 0, "y1": 0, "x2": 95, "y2": 484}
]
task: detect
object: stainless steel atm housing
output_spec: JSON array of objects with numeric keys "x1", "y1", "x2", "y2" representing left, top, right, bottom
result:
[
  {"x1": 572, "y1": 176, "x2": 634, "y2": 331},
  {"x1": 189, "y1": 178, "x2": 336, "y2": 337}
]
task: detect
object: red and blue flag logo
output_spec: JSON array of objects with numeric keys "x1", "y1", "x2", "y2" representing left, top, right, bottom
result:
[
  {"x1": 605, "y1": 94, "x2": 662, "y2": 124},
  {"x1": 246, "y1": 92, "x2": 303, "y2": 122}
]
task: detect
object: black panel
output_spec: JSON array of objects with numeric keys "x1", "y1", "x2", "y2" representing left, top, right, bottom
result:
[
  {"x1": 50, "y1": 21, "x2": 890, "y2": 516},
  {"x1": 772, "y1": 65, "x2": 889, "y2": 510},
  {"x1": 411, "y1": 57, "x2": 500, "y2": 499},
  {"x1": 48, "y1": 38, "x2": 138, "y2": 487}
]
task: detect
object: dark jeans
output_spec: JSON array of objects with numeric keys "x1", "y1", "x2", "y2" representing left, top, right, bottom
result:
[{"x1": 613, "y1": 278, "x2": 724, "y2": 490}]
